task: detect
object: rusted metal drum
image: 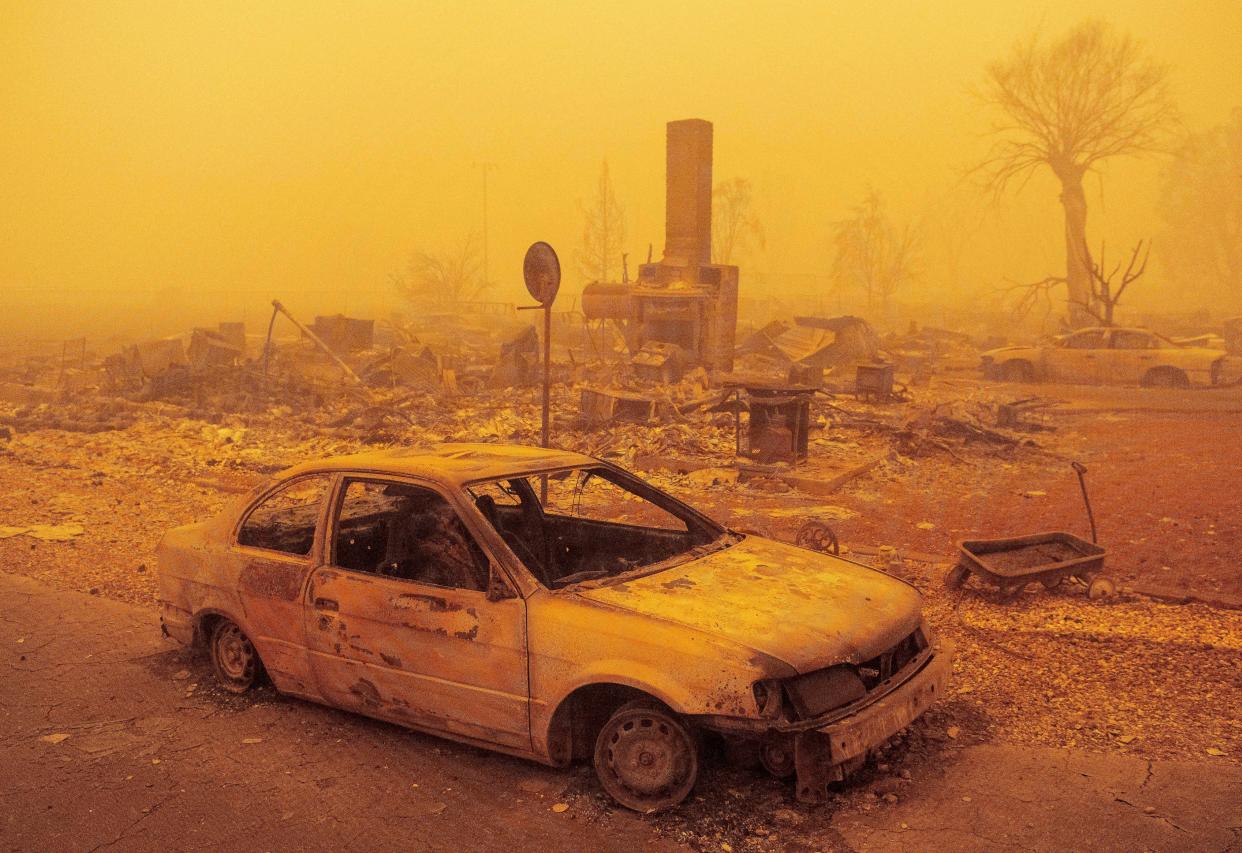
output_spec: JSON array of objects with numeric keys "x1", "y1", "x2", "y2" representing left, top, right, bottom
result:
[{"x1": 581, "y1": 282, "x2": 632, "y2": 321}]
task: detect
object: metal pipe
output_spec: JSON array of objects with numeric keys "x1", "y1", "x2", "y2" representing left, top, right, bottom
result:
[
  {"x1": 270, "y1": 299, "x2": 367, "y2": 387},
  {"x1": 1071, "y1": 460, "x2": 1098, "y2": 544}
]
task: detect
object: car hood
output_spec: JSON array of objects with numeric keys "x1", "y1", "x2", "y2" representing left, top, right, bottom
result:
[{"x1": 575, "y1": 536, "x2": 924, "y2": 674}]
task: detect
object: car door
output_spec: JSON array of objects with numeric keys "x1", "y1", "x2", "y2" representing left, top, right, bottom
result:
[
  {"x1": 1108, "y1": 329, "x2": 1160, "y2": 384},
  {"x1": 231, "y1": 472, "x2": 335, "y2": 699},
  {"x1": 303, "y1": 475, "x2": 530, "y2": 750},
  {"x1": 1044, "y1": 329, "x2": 1107, "y2": 384}
]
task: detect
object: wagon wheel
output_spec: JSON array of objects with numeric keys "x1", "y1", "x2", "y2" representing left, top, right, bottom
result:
[
  {"x1": 795, "y1": 520, "x2": 840, "y2": 556},
  {"x1": 1087, "y1": 576, "x2": 1117, "y2": 601},
  {"x1": 944, "y1": 563, "x2": 970, "y2": 589},
  {"x1": 1040, "y1": 576, "x2": 1064, "y2": 590}
]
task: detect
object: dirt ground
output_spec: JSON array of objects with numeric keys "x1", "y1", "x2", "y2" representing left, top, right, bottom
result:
[{"x1": 1, "y1": 374, "x2": 1240, "y2": 850}]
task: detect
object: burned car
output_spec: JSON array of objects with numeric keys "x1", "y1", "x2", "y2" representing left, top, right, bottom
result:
[
  {"x1": 982, "y1": 327, "x2": 1227, "y2": 387},
  {"x1": 157, "y1": 443, "x2": 952, "y2": 811}
]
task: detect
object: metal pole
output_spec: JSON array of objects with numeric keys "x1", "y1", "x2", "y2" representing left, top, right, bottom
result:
[
  {"x1": 476, "y1": 162, "x2": 495, "y2": 289},
  {"x1": 270, "y1": 299, "x2": 368, "y2": 389},
  {"x1": 1071, "y1": 461, "x2": 1098, "y2": 544},
  {"x1": 540, "y1": 303, "x2": 552, "y2": 504}
]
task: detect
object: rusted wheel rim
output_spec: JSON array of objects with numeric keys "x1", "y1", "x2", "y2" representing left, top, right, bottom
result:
[
  {"x1": 212, "y1": 622, "x2": 256, "y2": 690},
  {"x1": 759, "y1": 736, "x2": 797, "y2": 779},
  {"x1": 597, "y1": 706, "x2": 697, "y2": 812},
  {"x1": 1087, "y1": 576, "x2": 1117, "y2": 601}
]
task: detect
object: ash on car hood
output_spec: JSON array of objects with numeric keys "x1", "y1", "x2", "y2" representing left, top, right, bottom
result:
[{"x1": 577, "y1": 536, "x2": 924, "y2": 674}]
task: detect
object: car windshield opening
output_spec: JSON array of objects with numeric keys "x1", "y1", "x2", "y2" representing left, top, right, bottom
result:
[{"x1": 467, "y1": 466, "x2": 724, "y2": 589}]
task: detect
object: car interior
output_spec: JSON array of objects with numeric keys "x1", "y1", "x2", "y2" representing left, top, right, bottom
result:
[
  {"x1": 332, "y1": 480, "x2": 490, "y2": 592},
  {"x1": 468, "y1": 467, "x2": 721, "y2": 588}
]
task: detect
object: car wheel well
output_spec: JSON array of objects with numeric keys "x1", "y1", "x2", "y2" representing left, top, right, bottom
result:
[
  {"x1": 194, "y1": 611, "x2": 227, "y2": 649},
  {"x1": 546, "y1": 683, "x2": 669, "y2": 766},
  {"x1": 1142, "y1": 366, "x2": 1188, "y2": 388}
]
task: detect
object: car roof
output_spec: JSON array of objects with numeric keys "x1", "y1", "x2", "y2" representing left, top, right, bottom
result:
[{"x1": 280, "y1": 443, "x2": 598, "y2": 487}]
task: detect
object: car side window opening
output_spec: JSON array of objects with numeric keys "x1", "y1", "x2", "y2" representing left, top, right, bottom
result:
[
  {"x1": 1111, "y1": 330, "x2": 1154, "y2": 349},
  {"x1": 334, "y1": 479, "x2": 489, "y2": 592},
  {"x1": 467, "y1": 467, "x2": 721, "y2": 590},
  {"x1": 1064, "y1": 330, "x2": 1106, "y2": 349},
  {"x1": 542, "y1": 469, "x2": 688, "y2": 532},
  {"x1": 237, "y1": 474, "x2": 333, "y2": 557}
]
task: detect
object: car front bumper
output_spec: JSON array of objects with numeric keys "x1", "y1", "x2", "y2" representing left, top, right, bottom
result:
[{"x1": 792, "y1": 638, "x2": 954, "y2": 802}]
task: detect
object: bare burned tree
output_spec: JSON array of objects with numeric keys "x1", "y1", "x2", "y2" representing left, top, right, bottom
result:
[
  {"x1": 577, "y1": 160, "x2": 626, "y2": 284},
  {"x1": 1160, "y1": 108, "x2": 1242, "y2": 306},
  {"x1": 1075, "y1": 239, "x2": 1150, "y2": 326},
  {"x1": 712, "y1": 177, "x2": 765, "y2": 265},
  {"x1": 831, "y1": 189, "x2": 919, "y2": 311},
  {"x1": 977, "y1": 20, "x2": 1176, "y2": 325},
  {"x1": 1000, "y1": 274, "x2": 1066, "y2": 324},
  {"x1": 392, "y1": 234, "x2": 489, "y2": 309}
]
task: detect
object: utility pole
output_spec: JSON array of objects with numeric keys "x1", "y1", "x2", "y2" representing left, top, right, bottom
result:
[{"x1": 474, "y1": 162, "x2": 497, "y2": 289}]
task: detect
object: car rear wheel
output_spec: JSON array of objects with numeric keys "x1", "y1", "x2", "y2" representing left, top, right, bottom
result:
[
  {"x1": 594, "y1": 699, "x2": 699, "y2": 813},
  {"x1": 209, "y1": 618, "x2": 259, "y2": 694},
  {"x1": 1142, "y1": 367, "x2": 1188, "y2": 389}
]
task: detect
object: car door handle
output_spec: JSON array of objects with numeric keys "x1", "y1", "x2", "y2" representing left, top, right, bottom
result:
[{"x1": 314, "y1": 597, "x2": 339, "y2": 612}]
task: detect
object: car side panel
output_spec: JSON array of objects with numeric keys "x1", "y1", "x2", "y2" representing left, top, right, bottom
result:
[{"x1": 304, "y1": 567, "x2": 531, "y2": 750}]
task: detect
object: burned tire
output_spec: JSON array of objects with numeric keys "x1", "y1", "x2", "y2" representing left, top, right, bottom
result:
[
  {"x1": 1000, "y1": 360, "x2": 1034, "y2": 383},
  {"x1": 593, "y1": 699, "x2": 699, "y2": 813},
  {"x1": 209, "y1": 618, "x2": 260, "y2": 694},
  {"x1": 1142, "y1": 367, "x2": 1188, "y2": 389}
]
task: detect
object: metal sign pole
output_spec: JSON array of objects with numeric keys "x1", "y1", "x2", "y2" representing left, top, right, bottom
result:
[
  {"x1": 521, "y1": 242, "x2": 562, "y2": 505},
  {"x1": 542, "y1": 302, "x2": 551, "y2": 449}
]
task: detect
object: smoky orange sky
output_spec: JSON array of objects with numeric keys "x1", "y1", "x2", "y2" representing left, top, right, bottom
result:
[{"x1": 2, "y1": 1, "x2": 1240, "y2": 341}]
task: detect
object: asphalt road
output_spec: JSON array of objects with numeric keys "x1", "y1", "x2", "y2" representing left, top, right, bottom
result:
[{"x1": 2, "y1": 572, "x2": 1238, "y2": 852}]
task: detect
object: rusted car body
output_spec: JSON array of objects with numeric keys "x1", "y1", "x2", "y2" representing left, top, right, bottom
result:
[
  {"x1": 157, "y1": 443, "x2": 951, "y2": 810},
  {"x1": 982, "y1": 327, "x2": 1227, "y2": 387}
]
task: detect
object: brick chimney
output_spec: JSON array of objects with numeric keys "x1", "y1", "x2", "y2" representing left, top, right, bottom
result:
[{"x1": 663, "y1": 119, "x2": 713, "y2": 267}]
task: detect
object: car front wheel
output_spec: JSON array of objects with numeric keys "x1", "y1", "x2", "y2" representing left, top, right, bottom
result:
[
  {"x1": 593, "y1": 699, "x2": 699, "y2": 813},
  {"x1": 209, "y1": 618, "x2": 260, "y2": 694}
]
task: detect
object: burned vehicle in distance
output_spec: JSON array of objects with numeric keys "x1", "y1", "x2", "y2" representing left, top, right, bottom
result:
[
  {"x1": 982, "y1": 326, "x2": 1227, "y2": 388},
  {"x1": 157, "y1": 443, "x2": 952, "y2": 811}
]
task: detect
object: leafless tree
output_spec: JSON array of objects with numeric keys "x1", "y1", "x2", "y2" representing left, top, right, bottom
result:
[
  {"x1": 831, "y1": 189, "x2": 919, "y2": 311},
  {"x1": 1159, "y1": 108, "x2": 1242, "y2": 306},
  {"x1": 977, "y1": 20, "x2": 1177, "y2": 325},
  {"x1": 1000, "y1": 274, "x2": 1066, "y2": 324},
  {"x1": 712, "y1": 177, "x2": 765, "y2": 265},
  {"x1": 1075, "y1": 239, "x2": 1150, "y2": 326},
  {"x1": 577, "y1": 160, "x2": 626, "y2": 283},
  {"x1": 392, "y1": 234, "x2": 488, "y2": 309}
]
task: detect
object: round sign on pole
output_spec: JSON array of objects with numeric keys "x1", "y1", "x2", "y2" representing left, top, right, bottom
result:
[{"x1": 523, "y1": 242, "x2": 561, "y2": 306}]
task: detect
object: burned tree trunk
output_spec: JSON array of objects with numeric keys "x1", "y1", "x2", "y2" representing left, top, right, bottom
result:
[{"x1": 1057, "y1": 166, "x2": 1094, "y2": 327}]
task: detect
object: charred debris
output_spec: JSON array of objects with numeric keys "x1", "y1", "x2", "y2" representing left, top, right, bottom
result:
[{"x1": 2, "y1": 119, "x2": 1233, "y2": 490}]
